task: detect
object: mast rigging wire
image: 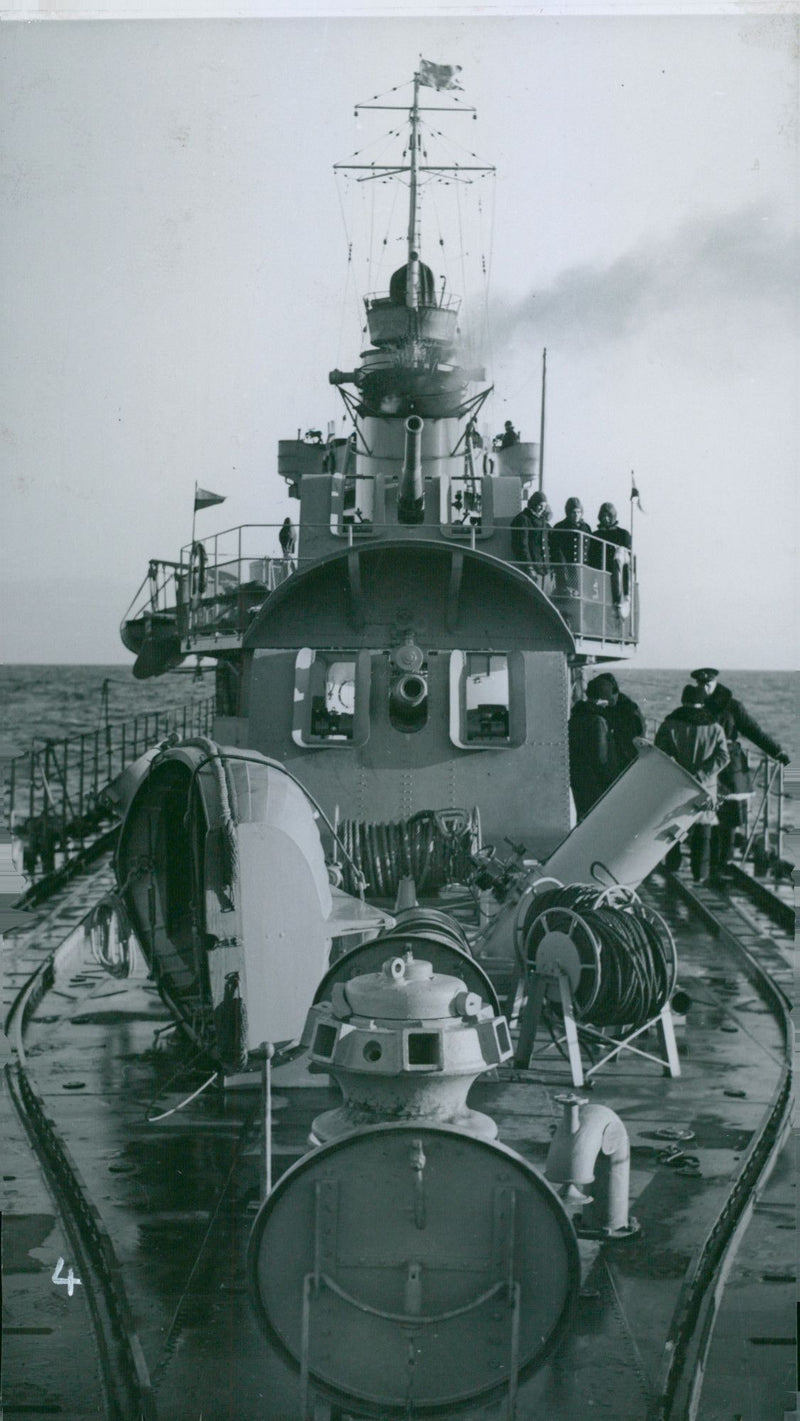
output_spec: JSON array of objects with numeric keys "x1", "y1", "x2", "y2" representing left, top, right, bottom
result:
[
  {"x1": 454, "y1": 179, "x2": 472, "y2": 355},
  {"x1": 334, "y1": 175, "x2": 360, "y2": 367}
]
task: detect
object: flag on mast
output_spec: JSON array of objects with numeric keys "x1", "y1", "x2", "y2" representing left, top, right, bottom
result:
[
  {"x1": 418, "y1": 59, "x2": 463, "y2": 91},
  {"x1": 194, "y1": 486, "x2": 226, "y2": 512},
  {"x1": 630, "y1": 471, "x2": 645, "y2": 513}
]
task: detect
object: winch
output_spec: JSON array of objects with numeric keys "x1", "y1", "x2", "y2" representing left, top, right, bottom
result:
[{"x1": 306, "y1": 950, "x2": 512, "y2": 1143}]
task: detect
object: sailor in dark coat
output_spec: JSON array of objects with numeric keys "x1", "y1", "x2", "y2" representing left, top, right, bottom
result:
[
  {"x1": 588, "y1": 673, "x2": 645, "y2": 768},
  {"x1": 655, "y1": 684, "x2": 730, "y2": 882},
  {"x1": 568, "y1": 677, "x2": 625, "y2": 820},
  {"x1": 587, "y1": 502, "x2": 632, "y2": 570},
  {"x1": 510, "y1": 491, "x2": 551, "y2": 581},
  {"x1": 552, "y1": 497, "x2": 592, "y2": 597},
  {"x1": 691, "y1": 667, "x2": 790, "y2": 871}
]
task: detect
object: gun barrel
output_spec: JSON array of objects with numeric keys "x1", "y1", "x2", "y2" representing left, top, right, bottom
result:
[{"x1": 397, "y1": 415, "x2": 425, "y2": 524}]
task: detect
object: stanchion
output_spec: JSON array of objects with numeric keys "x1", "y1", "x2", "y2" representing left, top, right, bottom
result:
[
  {"x1": 514, "y1": 958, "x2": 680, "y2": 1088},
  {"x1": 260, "y1": 1042, "x2": 275, "y2": 1201}
]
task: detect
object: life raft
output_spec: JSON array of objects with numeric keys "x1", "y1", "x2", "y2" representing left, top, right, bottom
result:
[{"x1": 611, "y1": 546, "x2": 631, "y2": 619}]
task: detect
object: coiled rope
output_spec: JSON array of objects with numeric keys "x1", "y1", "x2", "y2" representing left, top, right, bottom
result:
[
  {"x1": 520, "y1": 884, "x2": 677, "y2": 1031},
  {"x1": 88, "y1": 893, "x2": 135, "y2": 978},
  {"x1": 338, "y1": 809, "x2": 478, "y2": 900}
]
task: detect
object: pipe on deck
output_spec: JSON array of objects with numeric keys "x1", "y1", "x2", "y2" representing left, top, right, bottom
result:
[{"x1": 545, "y1": 1093, "x2": 632, "y2": 1236}]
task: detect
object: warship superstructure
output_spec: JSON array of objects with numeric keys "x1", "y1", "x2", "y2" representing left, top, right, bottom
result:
[{"x1": 3, "y1": 68, "x2": 793, "y2": 1421}]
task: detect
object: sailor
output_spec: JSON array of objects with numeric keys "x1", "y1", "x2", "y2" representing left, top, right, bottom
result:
[
  {"x1": 655, "y1": 685, "x2": 730, "y2": 883},
  {"x1": 279, "y1": 517, "x2": 297, "y2": 574},
  {"x1": 496, "y1": 420, "x2": 519, "y2": 449},
  {"x1": 568, "y1": 676, "x2": 625, "y2": 820},
  {"x1": 551, "y1": 498, "x2": 592, "y2": 597},
  {"x1": 510, "y1": 491, "x2": 551, "y2": 581},
  {"x1": 588, "y1": 502, "x2": 631, "y2": 570},
  {"x1": 589, "y1": 672, "x2": 645, "y2": 768},
  {"x1": 691, "y1": 667, "x2": 790, "y2": 875}
]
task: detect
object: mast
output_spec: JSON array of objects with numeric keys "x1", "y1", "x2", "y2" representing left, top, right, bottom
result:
[
  {"x1": 538, "y1": 347, "x2": 547, "y2": 492},
  {"x1": 406, "y1": 70, "x2": 421, "y2": 311}
]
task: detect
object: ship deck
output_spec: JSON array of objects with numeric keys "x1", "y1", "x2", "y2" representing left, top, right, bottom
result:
[{"x1": 2, "y1": 856, "x2": 794, "y2": 1421}]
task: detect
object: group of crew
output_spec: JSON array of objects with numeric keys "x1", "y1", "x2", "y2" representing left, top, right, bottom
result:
[
  {"x1": 510, "y1": 490, "x2": 631, "y2": 586},
  {"x1": 569, "y1": 668, "x2": 790, "y2": 884}
]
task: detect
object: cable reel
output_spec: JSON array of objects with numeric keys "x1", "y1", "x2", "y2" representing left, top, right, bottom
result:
[
  {"x1": 519, "y1": 885, "x2": 678, "y2": 1031},
  {"x1": 524, "y1": 905, "x2": 602, "y2": 1018}
]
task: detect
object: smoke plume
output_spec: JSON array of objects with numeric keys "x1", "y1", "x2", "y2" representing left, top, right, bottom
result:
[{"x1": 489, "y1": 204, "x2": 798, "y2": 351}]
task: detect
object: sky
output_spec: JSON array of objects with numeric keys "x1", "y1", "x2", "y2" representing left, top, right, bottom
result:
[{"x1": 1, "y1": 11, "x2": 798, "y2": 667}]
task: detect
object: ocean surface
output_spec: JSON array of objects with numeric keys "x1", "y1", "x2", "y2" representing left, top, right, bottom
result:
[
  {"x1": 611, "y1": 668, "x2": 798, "y2": 761},
  {"x1": 2, "y1": 664, "x2": 797, "y2": 763},
  {"x1": 0, "y1": 664, "x2": 215, "y2": 759}
]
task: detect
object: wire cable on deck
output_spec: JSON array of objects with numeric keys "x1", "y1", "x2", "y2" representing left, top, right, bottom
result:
[
  {"x1": 146, "y1": 1070, "x2": 219, "y2": 1124},
  {"x1": 520, "y1": 884, "x2": 677, "y2": 1030}
]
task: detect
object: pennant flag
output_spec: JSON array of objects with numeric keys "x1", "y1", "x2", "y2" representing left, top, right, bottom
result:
[
  {"x1": 194, "y1": 486, "x2": 226, "y2": 512},
  {"x1": 630, "y1": 471, "x2": 645, "y2": 513},
  {"x1": 419, "y1": 59, "x2": 463, "y2": 92}
]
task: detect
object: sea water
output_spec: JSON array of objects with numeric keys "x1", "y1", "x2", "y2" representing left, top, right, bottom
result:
[
  {"x1": 2, "y1": 665, "x2": 796, "y2": 762},
  {"x1": 0, "y1": 664, "x2": 214, "y2": 758}
]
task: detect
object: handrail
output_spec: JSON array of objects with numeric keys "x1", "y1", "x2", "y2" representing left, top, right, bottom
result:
[
  {"x1": 174, "y1": 522, "x2": 637, "y2": 569},
  {"x1": 736, "y1": 756, "x2": 788, "y2": 883},
  {"x1": 124, "y1": 533, "x2": 639, "y2": 652},
  {"x1": 4, "y1": 694, "x2": 216, "y2": 880},
  {"x1": 364, "y1": 289, "x2": 461, "y2": 311}
]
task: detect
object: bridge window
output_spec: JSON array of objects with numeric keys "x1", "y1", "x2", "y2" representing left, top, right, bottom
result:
[
  {"x1": 292, "y1": 649, "x2": 371, "y2": 748},
  {"x1": 465, "y1": 654, "x2": 509, "y2": 740},
  {"x1": 449, "y1": 651, "x2": 526, "y2": 749}
]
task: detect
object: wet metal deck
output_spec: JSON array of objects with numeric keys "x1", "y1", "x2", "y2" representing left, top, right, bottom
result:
[{"x1": 2, "y1": 858, "x2": 793, "y2": 1420}]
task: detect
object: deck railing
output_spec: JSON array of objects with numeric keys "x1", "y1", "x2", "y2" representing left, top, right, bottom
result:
[
  {"x1": 5, "y1": 694, "x2": 216, "y2": 879},
  {"x1": 638, "y1": 733, "x2": 790, "y2": 884},
  {"x1": 121, "y1": 521, "x2": 639, "y2": 653},
  {"x1": 739, "y1": 754, "x2": 788, "y2": 877}
]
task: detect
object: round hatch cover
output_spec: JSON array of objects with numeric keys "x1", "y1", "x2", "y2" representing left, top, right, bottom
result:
[
  {"x1": 315, "y1": 937, "x2": 501, "y2": 1016},
  {"x1": 248, "y1": 1122, "x2": 579, "y2": 1416}
]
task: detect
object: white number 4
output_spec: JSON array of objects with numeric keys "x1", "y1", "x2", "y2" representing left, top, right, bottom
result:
[{"x1": 52, "y1": 1256, "x2": 82, "y2": 1296}]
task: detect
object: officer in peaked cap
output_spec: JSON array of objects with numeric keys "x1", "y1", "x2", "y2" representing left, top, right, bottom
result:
[{"x1": 690, "y1": 666, "x2": 790, "y2": 876}]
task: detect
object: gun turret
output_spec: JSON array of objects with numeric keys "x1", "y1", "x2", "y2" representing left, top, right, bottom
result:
[{"x1": 397, "y1": 415, "x2": 425, "y2": 524}]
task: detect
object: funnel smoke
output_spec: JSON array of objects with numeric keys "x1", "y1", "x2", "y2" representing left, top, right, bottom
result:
[{"x1": 490, "y1": 205, "x2": 797, "y2": 350}]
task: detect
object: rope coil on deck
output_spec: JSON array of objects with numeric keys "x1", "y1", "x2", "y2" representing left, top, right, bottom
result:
[
  {"x1": 519, "y1": 884, "x2": 678, "y2": 1030},
  {"x1": 88, "y1": 893, "x2": 135, "y2": 977},
  {"x1": 338, "y1": 808, "x2": 479, "y2": 900}
]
